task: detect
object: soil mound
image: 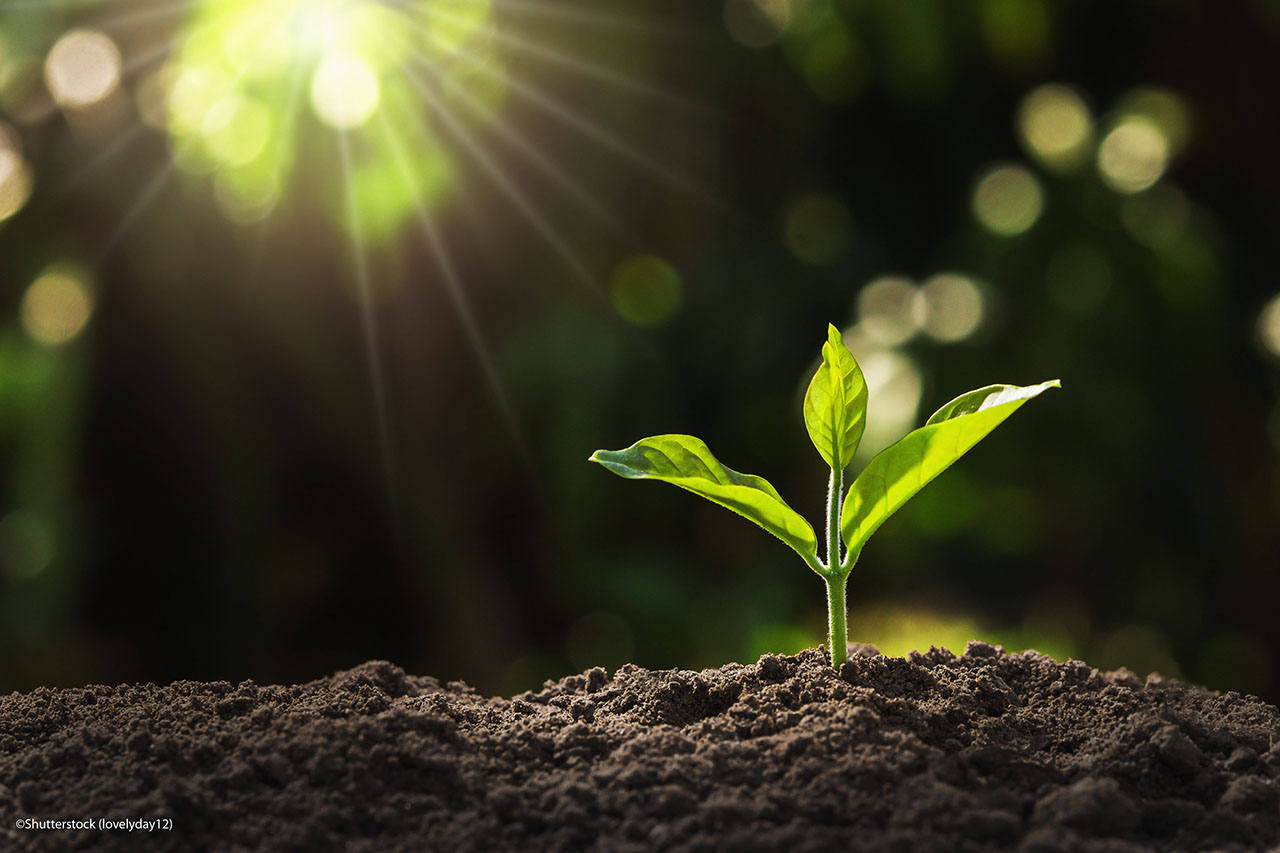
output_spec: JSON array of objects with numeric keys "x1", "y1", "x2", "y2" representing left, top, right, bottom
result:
[{"x1": 3, "y1": 642, "x2": 1278, "y2": 851}]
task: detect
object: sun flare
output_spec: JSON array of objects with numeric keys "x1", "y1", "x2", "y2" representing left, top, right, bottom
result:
[{"x1": 160, "y1": 0, "x2": 506, "y2": 235}]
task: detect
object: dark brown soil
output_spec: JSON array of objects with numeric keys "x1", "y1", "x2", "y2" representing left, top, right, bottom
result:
[{"x1": 2, "y1": 642, "x2": 1279, "y2": 852}]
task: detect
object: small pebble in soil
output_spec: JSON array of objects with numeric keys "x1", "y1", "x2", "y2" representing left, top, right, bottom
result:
[{"x1": 1152, "y1": 724, "x2": 1202, "y2": 775}]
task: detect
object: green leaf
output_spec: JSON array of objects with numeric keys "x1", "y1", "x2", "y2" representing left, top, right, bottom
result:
[
  {"x1": 803, "y1": 324, "x2": 868, "y2": 472},
  {"x1": 840, "y1": 380, "x2": 1060, "y2": 555},
  {"x1": 590, "y1": 435, "x2": 819, "y2": 564}
]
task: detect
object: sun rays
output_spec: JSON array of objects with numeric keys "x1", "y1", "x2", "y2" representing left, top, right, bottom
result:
[
  {"x1": 1, "y1": 0, "x2": 720, "y2": 516},
  {"x1": 7, "y1": 0, "x2": 715, "y2": 234}
]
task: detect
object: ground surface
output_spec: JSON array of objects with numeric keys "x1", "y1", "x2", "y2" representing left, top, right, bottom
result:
[{"x1": 1, "y1": 642, "x2": 1278, "y2": 851}]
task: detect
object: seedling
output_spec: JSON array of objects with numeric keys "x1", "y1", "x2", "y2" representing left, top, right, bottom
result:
[{"x1": 590, "y1": 325, "x2": 1059, "y2": 668}]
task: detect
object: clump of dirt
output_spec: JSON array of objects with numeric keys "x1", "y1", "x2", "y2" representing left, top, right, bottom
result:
[{"x1": 2, "y1": 642, "x2": 1278, "y2": 851}]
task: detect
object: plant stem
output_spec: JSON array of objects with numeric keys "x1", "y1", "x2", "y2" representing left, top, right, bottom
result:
[
  {"x1": 825, "y1": 465, "x2": 847, "y2": 667},
  {"x1": 826, "y1": 572, "x2": 848, "y2": 668}
]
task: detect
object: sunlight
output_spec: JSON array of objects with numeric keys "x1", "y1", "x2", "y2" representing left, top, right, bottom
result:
[
  {"x1": 1, "y1": 0, "x2": 711, "y2": 520},
  {"x1": 5, "y1": 0, "x2": 706, "y2": 249},
  {"x1": 338, "y1": 126, "x2": 398, "y2": 518},
  {"x1": 385, "y1": 1, "x2": 714, "y2": 207},
  {"x1": 395, "y1": 58, "x2": 597, "y2": 287},
  {"x1": 158, "y1": 0, "x2": 504, "y2": 232},
  {"x1": 310, "y1": 56, "x2": 380, "y2": 129},
  {"x1": 375, "y1": 105, "x2": 539, "y2": 472},
  {"x1": 203, "y1": 94, "x2": 270, "y2": 163},
  {"x1": 440, "y1": 4, "x2": 704, "y2": 112}
]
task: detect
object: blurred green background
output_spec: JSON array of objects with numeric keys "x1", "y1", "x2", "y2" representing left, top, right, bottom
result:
[{"x1": 2, "y1": 0, "x2": 1279, "y2": 701}]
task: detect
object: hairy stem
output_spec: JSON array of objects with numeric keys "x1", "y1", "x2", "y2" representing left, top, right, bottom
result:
[
  {"x1": 825, "y1": 466, "x2": 847, "y2": 667},
  {"x1": 825, "y1": 572, "x2": 848, "y2": 668}
]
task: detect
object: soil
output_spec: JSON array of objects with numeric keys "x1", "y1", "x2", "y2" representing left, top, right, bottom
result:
[{"x1": 2, "y1": 642, "x2": 1278, "y2": 852}]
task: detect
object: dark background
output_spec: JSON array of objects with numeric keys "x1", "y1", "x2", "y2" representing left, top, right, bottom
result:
[{"x1": 2, "y1": 0, "x2": 1279, "y2": 700}]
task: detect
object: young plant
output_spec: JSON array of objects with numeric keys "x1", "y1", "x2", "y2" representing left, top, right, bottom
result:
[{"x1": 590, "y1": 325, "x2": 1059, "y2": 668}]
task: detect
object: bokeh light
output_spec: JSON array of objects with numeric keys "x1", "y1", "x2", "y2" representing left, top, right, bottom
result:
[
  {"x1": 783, "y1": 3, "x2": 868, "y2": 103},
  {"x1": 857, "y1": 276, "x2": 920, "y2": 345},
  {"x1": 310, "y1": 56, "x2": 381, "y2": 130},
  {"x1": 44, "y1": 30, "x2": 121, "y2": 110},
  {"x1": 1118, "y1": 87, "x2": 1192, "y2": 157},
  {"x1": 838, "y1": 326, "x2": 923, "y2": 459},
  {"x1": 202, "y1": 96, "x2": 269, "y2": 165},
  {"x1": 861, "y1": 348, "x2": 921, "y2": 445},
  {"x1": 1257, "y1": 293, "x2": 1280, "y2": 359},
  {"x1": 918, "y1": 273, "x2": 985, "y2": 343},
  {"x1": 849, "y1": 602, "x2": 1080, "y2": 667},
  {"x1": 972, "y1": 164, "x2": 1043, "y2": 236},
  {"x1": 20, "y1": 266, "x2": 95, "y2": 346},
  {"x1": 850, "y1": 605, "x2": 977, "y2": 657},
  {"x1": 214, "y1": 167, "x2": 281, "y2": 224},
  {"x1": 610, "y1": 254, "x2": 683, "y2": 328},
  {"x1": 782, "y1": 191, "x2": 852, "y2": 266},
  {"x1": 852, "y1": 603, "x2": 1077, "y2": 662},
  {"x1": 0, "y1": 136, "x2": 33, "y2": 222},
  {"x1": 1097, "y1": 116, "x2": 1169, "y2": 194},
  {"x1": 0, "y1": 510, "x2": 57, "y2": 582},
  {"x1": 805, "y1": 32, "x2": 864, "y2": 102},
  {"x1": 979, "y1": 0, "x2": 1052, "y2": 69},
  {"x1": 1016, "y1": 83, "x2": 1093, "y2": 172}
]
